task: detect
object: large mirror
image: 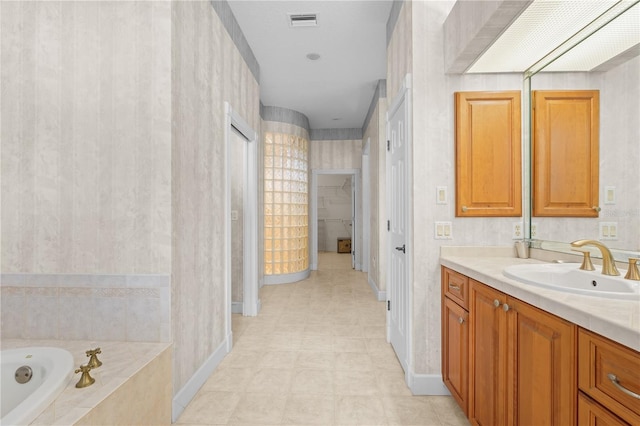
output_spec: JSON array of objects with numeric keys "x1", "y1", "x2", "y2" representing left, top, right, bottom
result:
[{"x1": 525, "y1": 2, "x2": 640, "y2": 262}]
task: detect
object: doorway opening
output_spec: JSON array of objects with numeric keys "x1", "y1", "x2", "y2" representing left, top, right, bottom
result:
[
  {"x1": 224, "y1": 103, "x2": 259, "y2": 350},
  {"x1": 310, "y1": 169, "x2": 361, "y2": 271}
]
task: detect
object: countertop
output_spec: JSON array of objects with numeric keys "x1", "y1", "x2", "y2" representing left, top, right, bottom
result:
[{"x1": 440, "y1": 247, "x2": 640, "y2": 352}]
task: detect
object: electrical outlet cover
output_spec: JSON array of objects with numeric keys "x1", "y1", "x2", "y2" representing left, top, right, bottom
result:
[{"x1": 512, "y1": 223, "x2": 523, "y2": 239}]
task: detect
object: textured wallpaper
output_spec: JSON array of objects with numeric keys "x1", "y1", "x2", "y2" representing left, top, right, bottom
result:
[
  {"x1": 171, "y1": 0, "x2": 261, "y2": 394},
  {"x1": 362, "y1": 99, "x2": 387, "y2": 294},
  {"x1": 1, "y1": 1, "x2": 172, "y2": 274},
  {"x1": 392, "y1": 0, "x2": 524, "y2": 377}
]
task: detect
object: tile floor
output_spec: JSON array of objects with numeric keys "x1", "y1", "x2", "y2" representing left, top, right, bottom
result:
[{"x1": 176, "y1": 252, "x2": 469, "y2": 425}]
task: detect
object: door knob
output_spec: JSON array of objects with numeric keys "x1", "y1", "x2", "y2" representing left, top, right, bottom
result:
[{"x1": 395, "y1": 245, "x2": 406, "y2": 253}]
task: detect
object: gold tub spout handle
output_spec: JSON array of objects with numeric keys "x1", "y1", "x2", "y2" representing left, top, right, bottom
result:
[
  {"x1": 86, "y1": 347, "x2": 102, "y2": 369},
  {"x1": 570, "y1": 239, "x2": 620, "y2": 276},
  {"x1": 75, "y1": 364, "x2": 95, "y2": 388},
  {"x1": 625, "y1": 258, "x2": 640, "y2": 281}
]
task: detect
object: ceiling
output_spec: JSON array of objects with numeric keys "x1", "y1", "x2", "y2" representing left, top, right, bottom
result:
[{"x1": 227, "y1": 1, "x2": 393, "y2": 130}]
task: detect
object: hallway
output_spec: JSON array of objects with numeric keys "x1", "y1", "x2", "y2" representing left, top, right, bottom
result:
[{"x1": 176, "y1": 252, "x2": 468, "y2": 425}]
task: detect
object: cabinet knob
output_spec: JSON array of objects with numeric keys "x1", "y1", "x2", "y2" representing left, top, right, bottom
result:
[
  {"x1": 458, "y1": 317, "x2": 465, "y2": 324},
  {"x1": 592, "y1": 206, "x2": 601, "y2": 212},
  {"x1": 493, "y1": 299, "x2": 500, "y2": 308},
  {"x1": 503, "y1": 303, "x2": 510, "y2": 312}
]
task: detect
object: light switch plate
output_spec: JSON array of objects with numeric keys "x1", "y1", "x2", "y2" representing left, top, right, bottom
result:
[
  {"x1": 436, "y1": 186, "x2": 448, "y2": 204},
  {"x1": 435, "y1": 221, "x2": 453, "y2": 239},
  {"x1": 604, "y1": 186, "x2": 616, "y2": 204},
  {"x1": 599, "y1": 222, "x2": 618, "y2": 240}
]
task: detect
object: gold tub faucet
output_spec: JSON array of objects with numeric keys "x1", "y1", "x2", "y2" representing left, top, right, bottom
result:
[
  {"x1": 86, "y1": 347, "x2": 102, "y2": 369},
  {"x1": 75, "y1": 364, "x2": 95, "y2": 388},
  {"x1": 570, "y1": 239, "x2": 620, "y2": 276}
]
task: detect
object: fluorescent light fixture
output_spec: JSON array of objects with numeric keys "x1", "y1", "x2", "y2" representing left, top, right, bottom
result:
[
  {"x1": 466, "y1": 0, "x2": 639, "y2": 73},
  {"x1": 544, "y1": 2, "x2": 639, "y2": 71}
]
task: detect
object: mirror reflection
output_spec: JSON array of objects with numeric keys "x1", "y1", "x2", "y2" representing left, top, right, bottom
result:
[{"x1": 526, "y1": 3, "x2": 640, "y2": 261}]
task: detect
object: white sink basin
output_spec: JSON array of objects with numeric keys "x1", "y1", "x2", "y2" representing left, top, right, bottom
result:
[{"x1": 503, "y1": 263, "x2": 640, "y2": 299}]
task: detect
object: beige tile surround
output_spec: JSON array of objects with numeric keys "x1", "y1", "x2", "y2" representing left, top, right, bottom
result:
[
  {"x1": 176, "y1": 252, "x2": 468, "y2": 426},
  {"x1": 0, "y1": 339, "x2": 171, "y2": 425}
]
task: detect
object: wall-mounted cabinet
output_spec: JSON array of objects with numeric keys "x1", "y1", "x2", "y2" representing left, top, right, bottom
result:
[
  {"x1": 532, "y1": 90, "x2": 600, "y2": 217},
  {"x1": 455, "y1": 91, "x2": 522, "y2": 217}
]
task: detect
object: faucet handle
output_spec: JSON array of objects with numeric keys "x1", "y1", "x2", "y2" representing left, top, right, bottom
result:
[
  {"x1": 624, "y1": 258, "x2": 640, "y2": 281},
  {"x1": 86, "y1": 347, "x2": 102, "y2": 369},
  {"x1": 75, "y1": 364, "x2": 95, "y2": 388},
  {"x1": 571, "y1": 248, "x2": 595, "y2": 271}
]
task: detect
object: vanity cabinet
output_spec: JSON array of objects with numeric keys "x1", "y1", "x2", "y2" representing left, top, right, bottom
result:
[
  {"x1": 442, "y1": 267, "x2": 577, "y2": 425},
  {"x1": 454, "y1": 91, "x2": 522, "y2": 217},
  {"x1": 578, "y1": 328, "x2": 640, "y2": 425},
  {"x1": 468, "y1": 279, "x2": 576, "y2": 426},
  {"x1": 441, "y1": 267, "x2": 469, "y2": 415},
  {"x1": 578, "y1": 393, "x2": 628, "y2": 426},
  {"x1": 532, "y1": 90, "x2": 600, "y2": 217}
]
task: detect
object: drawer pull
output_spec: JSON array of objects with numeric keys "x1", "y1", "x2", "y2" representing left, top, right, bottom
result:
[
  {"x1": 448, "y1": 283, "x2": 461, "y2": 291},
  {"x1": 607, "y1": 373, "x2": 640, "y2": 400}
]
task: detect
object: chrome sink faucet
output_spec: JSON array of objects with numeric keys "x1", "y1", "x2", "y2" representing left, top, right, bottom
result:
[{"x1": 571, "y1": 239, "x2": 620, "y2": 276}]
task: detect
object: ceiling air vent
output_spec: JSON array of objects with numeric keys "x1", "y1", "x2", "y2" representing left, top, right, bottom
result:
[{"x1": 288, "y1": 13, "x2": 318, "y2": 27}]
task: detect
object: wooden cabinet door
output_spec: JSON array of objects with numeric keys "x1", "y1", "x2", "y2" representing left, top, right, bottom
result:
[
  {"x1": 442, "y1": 296, "x2": 469, "y2": 415},
  {"x1": 469, "y1": 280, "x2": 509, "y2": 426},
  {"x1": 508, "y1": 297, "x2": 577, "y2": 426},
  {"x1": 578, "y1": 393, "x2": 629, "y2": 426},
  {"x1": 455, "y1": 91, "x2": 522, "y2": 217},
  {"x1": 533, "y1": 90, "x2": 600, "y2": 217}
]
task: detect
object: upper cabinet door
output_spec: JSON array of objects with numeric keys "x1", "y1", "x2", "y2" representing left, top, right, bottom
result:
[
  {"x1": 533, "y1": 90, "x2": 600, "y2": 217},
  {"x1": 455, "y1": 91, "x2": 522, "y2": 217}
]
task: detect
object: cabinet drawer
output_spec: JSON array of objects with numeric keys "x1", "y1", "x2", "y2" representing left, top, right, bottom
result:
[
  {"x1": 578, "y1": 392, "x2": 629, "y2": 426},
  {"x1": 442, "y1": 267, "x2": 468, "y2": 308},
  {"x1": 579, "y1": 328, "x2": 640, "y2": 425}
]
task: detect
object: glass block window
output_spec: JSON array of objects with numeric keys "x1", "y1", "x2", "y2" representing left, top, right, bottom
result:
[{"x1": 264, "y1": 132, "x2": 309, "y2": 275}]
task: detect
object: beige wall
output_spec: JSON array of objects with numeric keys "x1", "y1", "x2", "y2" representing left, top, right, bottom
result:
[
  {"x1": 171, "y1": 0, "x2": 260, "y2": 393},
  {"x1": 309, "y1": 139, "x2": 363, "y2": 170},
  {"x1": 362, "y1": 99, "x2": 387, "y2": 293},
  {"x1": 386, "y1": 1, "x2": 412, "y2": 104},
  {"x1": 387, "y1": 0, "x2": 526, "y2": 377},
  {"x1": 1, "y1": 1, "x2": 172, "y2": 274},
  {"x1": 231, "y1": 130, "x2": 245, "y2": 304}
]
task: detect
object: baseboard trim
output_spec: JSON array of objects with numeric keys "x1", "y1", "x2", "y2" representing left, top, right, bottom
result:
[
  {"x1": 263, "y1": 269, "x2": 310, "y2": 285},
  {"x1": 368, "y1": 276, "x2": 386, "y2": 301},
  {"x1": 172, "y1": 333, "x2": 232, "y2": 422},
  {"x1": 408, "y1": 373, "x2": 451, "y2": 396},
  {"x1": 231, "y1": 302, "x2": 243, "y2": 314}
]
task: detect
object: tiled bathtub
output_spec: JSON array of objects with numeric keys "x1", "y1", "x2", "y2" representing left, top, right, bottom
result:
[{"x1": 0, "y1": 339, "x2": 172, "y2": 425}]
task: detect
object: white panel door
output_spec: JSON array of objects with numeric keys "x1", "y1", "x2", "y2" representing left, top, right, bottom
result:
[{"x1": 387, "y1": 87, "x2": 409, "y2": 373}]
